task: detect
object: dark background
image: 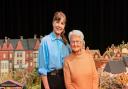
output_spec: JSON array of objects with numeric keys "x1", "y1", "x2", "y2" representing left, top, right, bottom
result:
[{"x1": 0, "y1": 0, "x2": 128, "y2": 54}]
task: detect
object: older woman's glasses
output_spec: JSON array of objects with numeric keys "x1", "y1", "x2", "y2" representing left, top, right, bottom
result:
[{"x1": 70, "y1": 41, "x2": 82, "y2": 45}]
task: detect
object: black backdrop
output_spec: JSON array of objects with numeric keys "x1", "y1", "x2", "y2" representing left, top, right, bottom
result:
[{"x1": 0, "y1": 0, "x2": 128, "y2": 53}]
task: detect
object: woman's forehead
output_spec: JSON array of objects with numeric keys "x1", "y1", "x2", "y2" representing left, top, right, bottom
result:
[{"x1": 70, "y1": 35, "x2": 81, "y2": 40}]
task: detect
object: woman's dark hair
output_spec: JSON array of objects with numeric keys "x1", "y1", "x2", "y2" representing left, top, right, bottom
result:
[{"x1": 61, "y1": 31, "x2": 68, "y2": 45}]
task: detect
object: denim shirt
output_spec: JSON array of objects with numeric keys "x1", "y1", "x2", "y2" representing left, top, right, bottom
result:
[{"x1": 38, "y1": 32, "x2": 70, "y2": 75}]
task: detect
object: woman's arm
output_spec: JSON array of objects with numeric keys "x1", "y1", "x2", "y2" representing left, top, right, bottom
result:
[
  {"x1": 63, "y1": 60, "x2": 75, "y2": 89},
  {"x1": 38, "y1": 38, "x2": 50, "y2": 89},
  {"x1": 41, "y1": 75, "x2": 50, "y2": 89},
  {"x1": 91, "y1": 56, "x2": 99, "y2": 89}
]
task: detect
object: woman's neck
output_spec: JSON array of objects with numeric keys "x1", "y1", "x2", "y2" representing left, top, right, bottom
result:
[
  {"x1": 54, "y1": 32, "x2": 61, "y2": 38},
  {"x1": 72, "y1": 49, "x2": 85, "y2": 55}
]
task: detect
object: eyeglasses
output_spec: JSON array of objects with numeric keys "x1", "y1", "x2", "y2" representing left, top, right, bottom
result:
[{"x1": 70, "y1": 41, "x2": 82, "y2": 44}]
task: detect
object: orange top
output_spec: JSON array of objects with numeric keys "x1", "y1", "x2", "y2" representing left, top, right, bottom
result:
[{"x1": 64, "y1": 50, "x2": 99, "y2": 89}]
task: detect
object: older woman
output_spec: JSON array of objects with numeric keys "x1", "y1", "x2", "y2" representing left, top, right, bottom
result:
[{"x1": 63, "y1": 30, "x2": 99, "y2": 89}]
